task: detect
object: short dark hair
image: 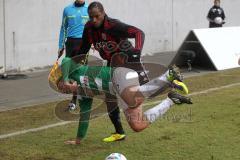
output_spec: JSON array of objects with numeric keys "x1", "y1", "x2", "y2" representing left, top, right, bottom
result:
[{"x1": 88, "y1": 1, "x2": 104, "y2": 13}]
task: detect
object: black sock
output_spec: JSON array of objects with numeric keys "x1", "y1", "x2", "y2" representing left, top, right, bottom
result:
[
  {"x1": 71, "y1": 95, "x2": 77, "y2": 104},
  {"x1": 106, "y1": 95, "x2": 125, "y2": 134},
  {"x1": 108, "y1": 105, "x2": 125, "y2": 134}
]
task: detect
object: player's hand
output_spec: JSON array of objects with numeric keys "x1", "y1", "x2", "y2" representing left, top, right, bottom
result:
[
  {"x1": 68, "y1": 81, "x2": 78, "y2": 93},
  {"x1": 64, "y1": 81, "x2": 78, "y2": 93},
  {"x1": 64, "y1": 138, "x2": 81, "y2": 145},
  {"x1": 58, "y1": 48, "x2": 65, "y2": 59},
  {"x1": 57, "y1": 81, "x2": 78, "y2": 94},
  {"x1": 57, "y1": 81, "x2": 71, "y2": 93}
]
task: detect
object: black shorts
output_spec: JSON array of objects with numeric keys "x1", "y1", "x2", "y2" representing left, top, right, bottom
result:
[
  {"x1": 65, "y1": 38, "x2": 83, "y2": 58},
  {"x1": 108, "y1": 52, "x2": 149, "y2": 85}
]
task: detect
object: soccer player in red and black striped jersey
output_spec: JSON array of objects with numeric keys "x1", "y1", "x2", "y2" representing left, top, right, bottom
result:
[
  {"x1": 75, "y1": 1, "x2": 149, "y2": 143},
  {"x1": 80, "y1": 2, "x2": 146, "y2": 67}
]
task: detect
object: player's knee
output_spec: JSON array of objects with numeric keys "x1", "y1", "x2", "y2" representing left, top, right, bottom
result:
[
  {"x1": 129, "y1": 122, "x2": 147, "y2": 132},
  {"x1": 120, "y1": 87, "x2": 144, "y2": 108}
]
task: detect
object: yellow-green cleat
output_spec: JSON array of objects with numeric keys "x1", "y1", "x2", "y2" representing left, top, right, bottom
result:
[
  {"x1": 172, "y1": 80, "x2": 189, "y2": 95},
  {"x1": 103, "y1": 133, "x2": 126, "y2": 142},
  {"x1": 167, "y1": 65, "x2": 183, "y2": 82}
]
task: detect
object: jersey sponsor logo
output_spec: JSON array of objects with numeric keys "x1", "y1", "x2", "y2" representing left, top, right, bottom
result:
[
  {"x1": 95, "y1": 40, "x2": 132, "y2": 53},
  {"x1": 95, "y1": 41, "x2": 118, "y2": 53}
]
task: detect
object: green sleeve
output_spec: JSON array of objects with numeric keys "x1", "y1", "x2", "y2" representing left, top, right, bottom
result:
[
  {"x1": 61, "y1": 57, "x2": 80, "y2": 82},
  {"x1": 76, "y1": 97, "x2": 93, "y2": 139}
]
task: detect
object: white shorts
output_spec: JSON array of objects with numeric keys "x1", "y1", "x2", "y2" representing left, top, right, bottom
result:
[{"x1": 112, "y1": 67, "x2": 140, "y2": 110}]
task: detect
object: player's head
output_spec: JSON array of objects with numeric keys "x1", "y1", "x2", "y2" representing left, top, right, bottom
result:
[
  {"x1": 75, "y1": 0, "x2": 85, "y2": 4},
  {"x1": 48, "y1": 61, "x2": 63, "y2": 92},
  {"x1": 214, "y1": 0, "x2": 220, "y2": 6},
  {"x1": 88, "y1": 1, "x2": 105, "y2": 28}
]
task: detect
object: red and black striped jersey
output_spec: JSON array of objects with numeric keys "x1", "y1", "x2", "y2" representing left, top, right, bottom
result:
[{"x1": 78, "y1": 15, "x2": 145, "y2": 62}]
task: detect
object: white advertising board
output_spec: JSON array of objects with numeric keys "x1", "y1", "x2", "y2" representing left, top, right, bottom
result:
[
  {"x1": 193, "y1": 27, "x2": 240, "y2": 70},
  {"x1": 172, "y1": 27, "x2": 240, "y2": 71}
]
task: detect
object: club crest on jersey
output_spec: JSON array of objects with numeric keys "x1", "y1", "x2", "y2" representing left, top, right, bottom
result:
[{"x1": 80, "y1": 76, "x2": 89, "y2": 87}]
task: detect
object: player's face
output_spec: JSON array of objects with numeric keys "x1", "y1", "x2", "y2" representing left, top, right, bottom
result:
[
  {"x1": 214, "y1": 1, "x2": 220, "y2": 6},
  {"x1": 89, "y1": 8, "x2": 105, "y2": 28},
  {"x1": 75, "y1": 0, "x2": 85, "y2": 4}
]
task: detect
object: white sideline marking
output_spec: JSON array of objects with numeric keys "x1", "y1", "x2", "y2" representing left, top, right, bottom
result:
[
  {"x1": 1, "y1": 82, "x2": 240, "y2": 140},
  {"x1": 0, "y1": 121, "x2": 72, "y2": 139},
  {"x1": 188, "y1": 82, "x2": 240, "y2": 96}
]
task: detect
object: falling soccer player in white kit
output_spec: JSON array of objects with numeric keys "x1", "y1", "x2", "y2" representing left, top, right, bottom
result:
[{"x1": 52, "y1": 56, "x2": 192, "y2": 133}]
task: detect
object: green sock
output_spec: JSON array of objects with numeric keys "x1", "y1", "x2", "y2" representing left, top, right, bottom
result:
[{"x1": 77, "y1": 97, "x2": 93, "y2": 139}]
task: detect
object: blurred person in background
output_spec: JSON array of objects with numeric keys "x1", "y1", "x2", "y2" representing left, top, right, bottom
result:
[{"x1": 207, "y1": 0, "x2": 226, "y2": 28}]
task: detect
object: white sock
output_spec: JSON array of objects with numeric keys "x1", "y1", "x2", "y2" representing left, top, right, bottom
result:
[
  {"x1": 138, "y1": 70, "x2": 170, "y2": 97},
  {"x1": 144, "y1": 98, "x2": 174, "y2": 123}
]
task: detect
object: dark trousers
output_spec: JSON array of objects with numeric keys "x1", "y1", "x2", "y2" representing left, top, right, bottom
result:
[{"x1": 65, "y1": 38, "x2": 83, "y2": 58}]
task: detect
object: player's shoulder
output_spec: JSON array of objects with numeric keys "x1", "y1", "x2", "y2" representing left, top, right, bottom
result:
[
  {"x1": 107, "y1": 16, "x2": 123, "y2": 25},
  {"x1": 220, "y1": 7, "x2": 225, "y2": 11},
  {"x1": 64, "y1": 3, "x2": 74, "y2": 10},
  {"x1": 82, "y1": 2, "x2": 89, "y2": 9},
  {"x1": 210, "y1": 6, "x2": 216, "y2": 10},
  {"x1": 104, "y1": 16, "x2": 127, "y2": 29}
]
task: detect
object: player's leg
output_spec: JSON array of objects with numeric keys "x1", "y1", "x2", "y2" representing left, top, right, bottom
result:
[
  {"x1": 137, "y1": 65, "x2": 187, "y2": 98},
  {"x1": 121, "y1": 90, "x2": 192, "y2": 132},
  {"x1": 64, "y1": 97, "x2": 93, "y2": 145},
  {"x1": 143, "y1": 91, "x2": 192, "y2": 123},
  {"x1": 103, "y1": 93, "x2": 126, "y2": 142},
  {"x1": 112, "y1": 67, "x2": 150, "y2": 131},
  {"x1": 112, "y1": 67, "x2": 192, "y2": 132},
  {"x1": 113, "y1": 66, "x2": 187, "y2": 107},
  {"x1": 68, "y1": 94, "x2": 77, "y2": 110},
  {"x1": 124, "y1": 104, "x2": 149, "y2": 132},
  {"x1": 120, "y1": 90, "x2": 192, "y2": 132}
]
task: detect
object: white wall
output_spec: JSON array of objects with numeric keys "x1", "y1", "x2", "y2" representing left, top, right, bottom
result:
[
  {"x1": 0, "y1": 0, "x2": 4, "y2": 71},
  {"x1": 95, "y1": 0, "x2": 173, "y2": 55},
  {"x1": 1, "y1": 0, "x2": 240, "y2": 71}
]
